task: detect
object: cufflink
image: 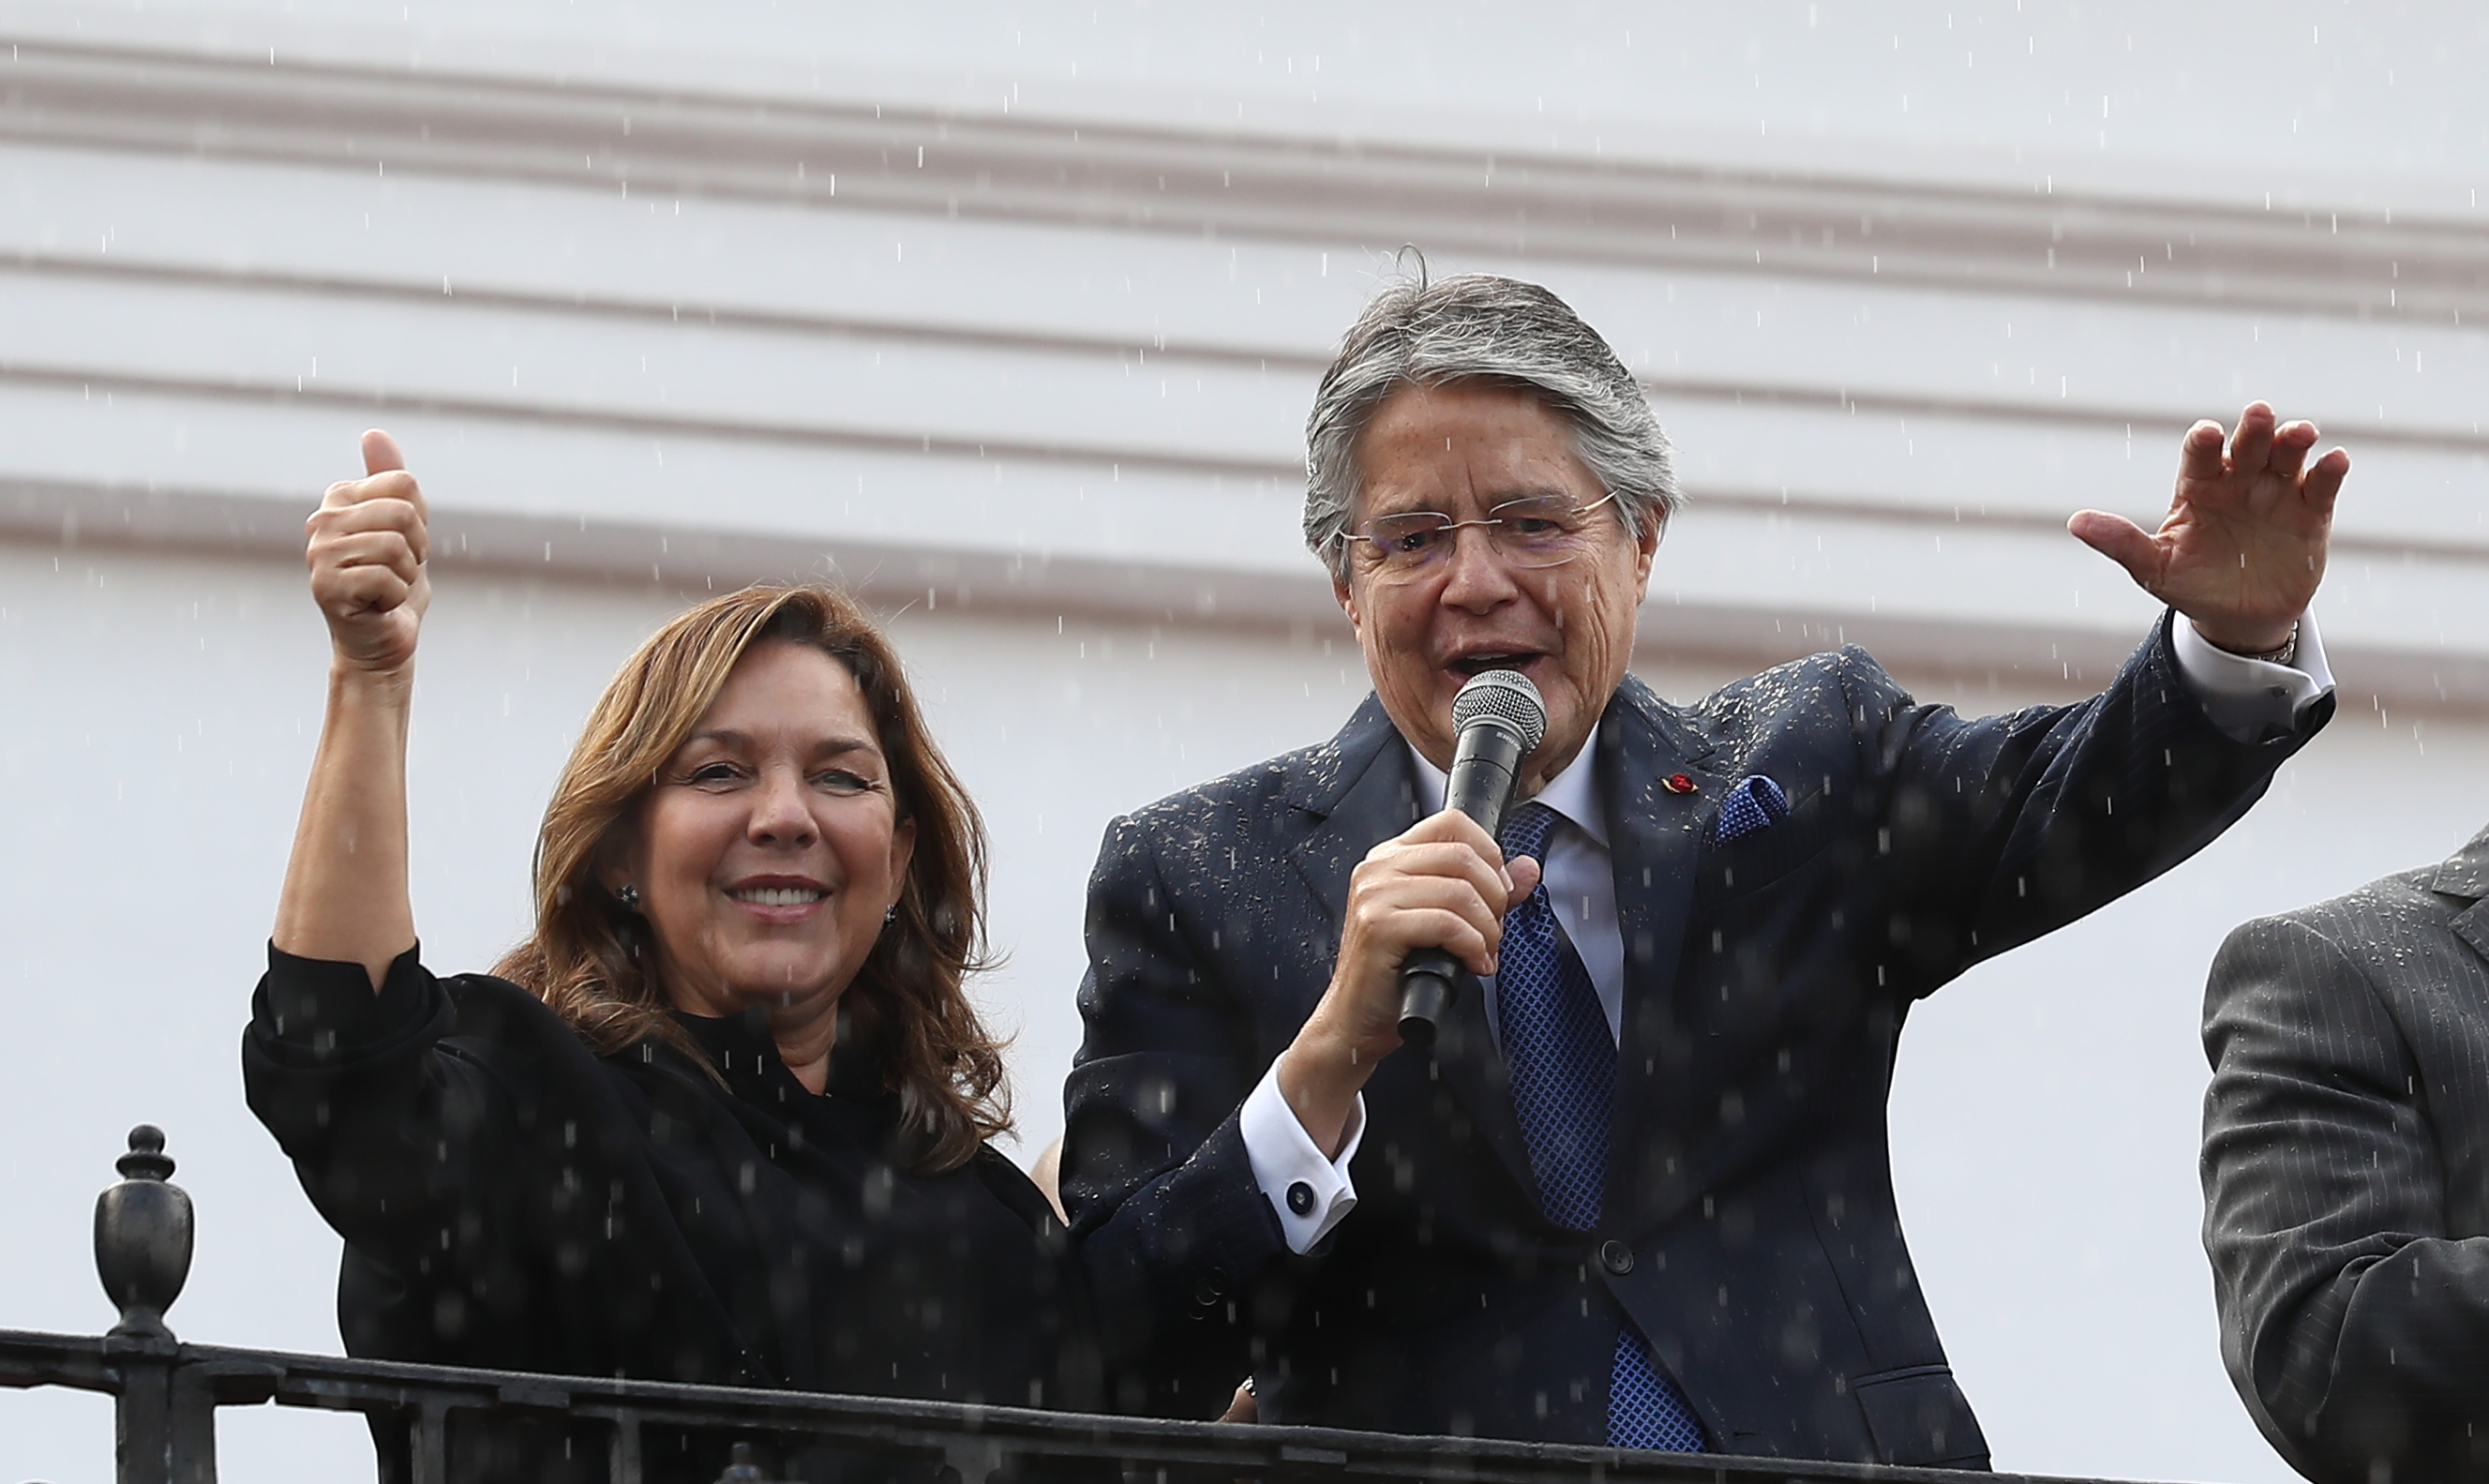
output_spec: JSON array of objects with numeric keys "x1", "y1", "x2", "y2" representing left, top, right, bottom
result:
[{"x1": 1286, "y1": 1180, "x2": 1316, "y2": 1216}]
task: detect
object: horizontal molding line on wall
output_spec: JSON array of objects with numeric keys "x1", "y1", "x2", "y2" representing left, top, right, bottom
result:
[
  {"x1": 2, "y1": 471, "x2": 1341, "y2": 628},
  {"x1": 0, "y1": 360, "x2": 1297, "y2": 485},
  {"x1": 3, "y1": 473, "x2": 2484, "y2": 714},
  {"x1": 0, "y1": 252, "x2": 1323, "y2": 377},
  {"x1": 2, "y1": 38, "x2": 2486, "y2": 325},
  {"x1": 12, "y1": 252, "x2": 2487, "y2": 459},
  {"x1": 0, "y1": 358, "x2": 2476, "y2": 563}
]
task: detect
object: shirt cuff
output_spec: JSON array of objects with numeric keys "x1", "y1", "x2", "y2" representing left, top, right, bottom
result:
[
  {"x1": 1237, "y1": 1060, "x2": 1365, "y2": 1254},
  {"x1": 2171, "y1": 609, "x2": 2335, "y2": 742}
]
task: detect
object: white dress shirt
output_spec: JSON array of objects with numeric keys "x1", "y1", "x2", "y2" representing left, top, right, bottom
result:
[{"x1": 1239, "y1": 615, "x2": 2335, "y2": 1252}]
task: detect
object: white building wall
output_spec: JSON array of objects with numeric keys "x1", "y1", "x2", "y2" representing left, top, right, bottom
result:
[{"x1": 1, "y1": 5, "x2": 2485, "y2": 1481}]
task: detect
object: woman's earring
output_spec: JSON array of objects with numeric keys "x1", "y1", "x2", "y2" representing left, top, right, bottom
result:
[
  {"x1": 615, "y1": 884, "x2": 642, "y2": 910},
  {"x1": 883, "y1": 902, "x2": 899, "y2": 924}
]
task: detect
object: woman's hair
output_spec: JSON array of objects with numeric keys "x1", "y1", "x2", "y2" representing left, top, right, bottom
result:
[{"x1": 491, "y1": 584, "x2": 1006, "y2": 1174}]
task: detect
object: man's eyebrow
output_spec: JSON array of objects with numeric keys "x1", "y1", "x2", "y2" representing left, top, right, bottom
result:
[
  {"x1": 1482, "y1": 483, "x2": 1581, "y2": 505},
  {"x1": 1362, "y1": 483, "x2": 1576, "y2": 517},
  {"x1": 1355, "y1": 491, "x2": 1438, "y2": 518}
]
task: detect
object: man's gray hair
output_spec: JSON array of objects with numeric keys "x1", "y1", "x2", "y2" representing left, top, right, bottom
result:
[{"x1": 1302, "y1": 272, "x2": 1681, "y2": 583}]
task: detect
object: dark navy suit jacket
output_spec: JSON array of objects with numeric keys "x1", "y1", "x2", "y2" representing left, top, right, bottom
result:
[{"x1": 1063, "y1": 617, "x2": 2325, "y2": 1467}]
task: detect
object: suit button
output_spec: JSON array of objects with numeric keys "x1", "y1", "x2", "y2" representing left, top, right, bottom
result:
[
  {"x1": 1599, "y1": 1239, "x2": 1637, "y2": 1276},
  {"x1": 1286, "y1": 1181, "x2": 1316, "y2": 1217}
]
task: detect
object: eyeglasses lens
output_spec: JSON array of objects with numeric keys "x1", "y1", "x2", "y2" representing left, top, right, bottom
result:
[{"x1": 1355, "y1": 496, "x2": 1611, "y2": 575}]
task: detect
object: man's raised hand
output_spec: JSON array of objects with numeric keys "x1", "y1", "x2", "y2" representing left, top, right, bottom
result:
[
  {"x1": 307, "y1": 429, "x2": 431, "y2": 674},
  {"x1": 2067, "y1": 401, "x2": 2346, "y2": 654}
]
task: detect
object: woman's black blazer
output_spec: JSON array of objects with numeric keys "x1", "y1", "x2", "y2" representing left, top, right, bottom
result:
[{"x1": 246, "y1": 947, "x2": 1101, "y2": 1482}]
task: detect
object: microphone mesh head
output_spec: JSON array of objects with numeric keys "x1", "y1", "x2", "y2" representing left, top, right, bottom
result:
[{"x1": 1450, "y1": 669, "x2": 1548, "y2": 753}]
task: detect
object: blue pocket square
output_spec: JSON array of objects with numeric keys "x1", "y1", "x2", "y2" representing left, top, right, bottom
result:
[{"x1": 1712, "y1": 775, "x2": 1790, "y2": 845}]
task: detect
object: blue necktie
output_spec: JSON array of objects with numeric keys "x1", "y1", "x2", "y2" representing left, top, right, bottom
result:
[{"x1": 1497, "y1": 802, "x2": 1707, "y2": 1453}]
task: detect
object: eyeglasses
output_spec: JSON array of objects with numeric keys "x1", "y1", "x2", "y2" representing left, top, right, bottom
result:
[{"x1": 1336, "y1": 492, "x2": 1621, "y2": 579}]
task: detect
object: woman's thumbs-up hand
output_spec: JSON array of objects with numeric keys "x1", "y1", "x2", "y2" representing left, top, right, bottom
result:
[{"x1": 306, "y1": 429, "x2": 432, "y2": 674}]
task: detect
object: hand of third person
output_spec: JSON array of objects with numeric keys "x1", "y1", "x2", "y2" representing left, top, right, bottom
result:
[
  {"x1": 307, "y1": 429, "x2": 431, "y2": 675},
  {"x1": 1276, "y1": 808, "x2": 1542, "y2": 1156}
]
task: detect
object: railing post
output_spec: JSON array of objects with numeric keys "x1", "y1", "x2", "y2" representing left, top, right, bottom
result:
[
  {"x1": 409, "y1": 1397, "x2": 454, "y2": 1484},
  {"x1": 104, "y1": 1342, "x2": 221, "y2": 1484},
  {"x1": 713, "y1": 1441, "x2": 807, "y2": 1484},
  {"x1": 937, "y1": 1434, "x2": 1007, "y2": 1484},
  {"x1": 112, "y1": 1342, "x2": 173, "y2": 1484},
  {"x1": 607, "y1": 1412, "x2": 644, "y2": 1484},
  {"x1": 95, "y1": 1125, "x2": 198, "y2": 1484}
]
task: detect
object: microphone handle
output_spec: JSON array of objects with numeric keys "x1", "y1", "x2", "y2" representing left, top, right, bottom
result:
[
  {"x1": 1396, "y1": 951, "x2": 1462, "y2": 1048},
  {"x1": 1396, "y1": 723, "x2": 1528, "y2": 1047}
]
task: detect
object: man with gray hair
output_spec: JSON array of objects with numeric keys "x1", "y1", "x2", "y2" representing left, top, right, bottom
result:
[{"x1": 1063, "y1": 273, "x2": 2343, "y2": 1465}]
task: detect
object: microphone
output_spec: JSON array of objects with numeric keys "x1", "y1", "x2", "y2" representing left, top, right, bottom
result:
[{"x1": 1396, "y1": 669, "x2": 1548, "y2": 1047}]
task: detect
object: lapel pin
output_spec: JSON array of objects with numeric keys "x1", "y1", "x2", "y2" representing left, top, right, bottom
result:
[{"x1": 1663, "y1": 772, "x2": 1698, "y2": 795}]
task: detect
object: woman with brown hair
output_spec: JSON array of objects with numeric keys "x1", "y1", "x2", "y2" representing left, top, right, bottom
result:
[{"x1": 245, "y1": 432, "x2": 1099, "y2": 1482}]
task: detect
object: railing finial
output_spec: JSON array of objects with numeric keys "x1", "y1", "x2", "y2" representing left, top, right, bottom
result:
[{"x1": 94, "y1": 1122, "x2": 194, "y2": 1342}]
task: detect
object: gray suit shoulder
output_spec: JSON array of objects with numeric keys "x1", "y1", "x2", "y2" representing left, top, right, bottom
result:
[
  {"x1": 2223, "y1": 863, "x2": 2466, "y2": 963},
  {"x1": 2204, "y1": 862, "x2": 2488, "y2": 1058}
]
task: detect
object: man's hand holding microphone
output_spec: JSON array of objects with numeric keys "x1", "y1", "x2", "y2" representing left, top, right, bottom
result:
[{"x1": 1276, "y1": 671, "x2": 1547, "y2": 1159}]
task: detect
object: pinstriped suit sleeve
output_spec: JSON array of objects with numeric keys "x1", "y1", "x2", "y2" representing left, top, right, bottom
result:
[
  {"x1": 1866, "y1": 613, "x2": 2321, "y2": 997},
  {"x1": 2203, "y1": 912, "x2": 2489, "y2": 1483}
]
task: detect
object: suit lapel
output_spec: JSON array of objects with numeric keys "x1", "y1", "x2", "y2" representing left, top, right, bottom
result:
[
  {"x1": 1287, "y1": 695, "x2": 1537, "y2": 1196},
  {"x1": 1597, "y1": 677, "x2": 1730, "y2": 1230},
  {"x1": 2452, "y1": 902, "x2": 2489, "y2": 968},
  {"x1": 1285, "y1": 696, "x2": 1421, "y2": 928},
  {"x1": 2436, "y1": 823, "x2": 2489, "y2": 964}
]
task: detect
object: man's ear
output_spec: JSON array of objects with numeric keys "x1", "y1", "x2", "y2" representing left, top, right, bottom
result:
[
  {"x1": 1334, "y1": 569, "x2": 1371, "y2": 641},
  {"x1": 1631, "y1": 510, "x2": 1663, "y2": 592}
]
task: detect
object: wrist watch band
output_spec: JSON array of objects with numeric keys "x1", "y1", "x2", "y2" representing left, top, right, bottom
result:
[{"x1": 2222, "y1": 621, "x2": 2300, "y2": 667}]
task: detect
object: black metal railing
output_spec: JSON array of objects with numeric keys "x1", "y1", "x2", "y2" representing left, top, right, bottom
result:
[{"x1": 0, "y1": 1126, "x2": 2142, "y2": 1484}]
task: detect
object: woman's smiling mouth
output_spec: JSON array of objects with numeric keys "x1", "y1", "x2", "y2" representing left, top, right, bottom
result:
[{"x1": 728, "y1": 884, "x2": 828, "y2": 907}]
